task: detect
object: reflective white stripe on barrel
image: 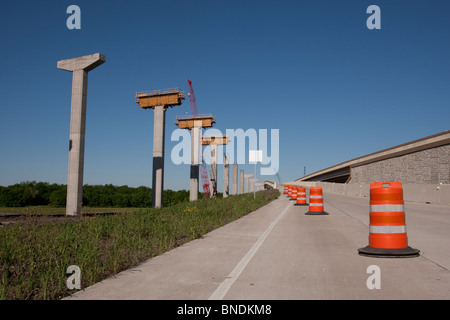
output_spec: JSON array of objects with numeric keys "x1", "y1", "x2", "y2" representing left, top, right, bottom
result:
[
  {"x1": 369, "y1": 225, "x2": 407, "y2": 234},
  {"x1": 370, "y1": 204, "x2": 404, "y2": 212},
  {"x1": 309, "y1": 203, "x2": 323, "y2": 206},
  {"x1": 310, "y1": 195, "x2": 322, "y2": 199}
]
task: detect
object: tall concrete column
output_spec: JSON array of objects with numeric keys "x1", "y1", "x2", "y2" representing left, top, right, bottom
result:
[
  {"x1": 244, "y1": 174, "x2": 253, "y2": 193},
  {"x1": 190, "y1": 122, "x2": 202, "y2": 201},
  {"x1": 232, "y1": 164, "x2": 238, "y2": 195},
  {"x1": 223, "y1": 155, "x2": 229, "y2": 198},
  {"x1": 239, "y1": 170, "x2": 244, "y2": 194},
  {"x1": 250, "y1": 179, "x2": 254, "y2": 193},
  {"x1": 209, "y1": 144, "x2": 218, "y2": 197},
  {"x1": 152, "y1": 105, "x2": 166, "y2": 208},
  {"x1": 250, "y1": 178, "x2": 259, "y2": 193},
  {"x1": 57, "y1": 53, "x2": 105, "y2": 216}
]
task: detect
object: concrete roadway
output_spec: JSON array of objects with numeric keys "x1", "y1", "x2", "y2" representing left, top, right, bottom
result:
[{"x1": 66, "y1": 188, "x2": 450, "y2": 300}]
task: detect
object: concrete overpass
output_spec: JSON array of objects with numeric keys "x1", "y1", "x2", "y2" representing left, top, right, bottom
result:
[
  {"x1": 263, "y1": 180, "x2": 277, "y2": 190},
  {"x1": 296, "y1": 130, "x2": 450, "y2": 184}
]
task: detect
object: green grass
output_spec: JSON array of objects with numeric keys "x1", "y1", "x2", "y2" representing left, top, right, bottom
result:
[
  {"x1": 0, "y1": 189, "x2": 279, "y2": 300},
  {"x1": 0, "y1": 206, "x2": 137, "y2": 216}
]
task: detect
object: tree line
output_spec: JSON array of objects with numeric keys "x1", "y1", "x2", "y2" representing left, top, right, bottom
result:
[{"x1": 0, "y1": 181, "x2": 193, "y2": 208}]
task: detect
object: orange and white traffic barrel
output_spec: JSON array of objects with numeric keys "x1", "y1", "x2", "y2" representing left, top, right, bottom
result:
[
  {"x1": 283, "y1": 185, "x2": 288, "y2": 194},
  {"x1": 287, "y1": 185, "x2": 292, "y2": 197},
  {"x1": 305, "y1": 186, "x2": 328, "y2": 215},
  {"x1": 290, "y1": 186, "x2": 298, "y2": 200},
  {"x1": 294, "y1": 186, "x2": 307, "y2": 206},
  {"x1": 358, "y1": 182, "x2": 419, "y2": 258}
]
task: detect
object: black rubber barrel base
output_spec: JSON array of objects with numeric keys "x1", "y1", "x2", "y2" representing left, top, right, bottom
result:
[
  {"x1": 305, "y1": 211, "x2": 329, "y2": 215},
  {"x1": 358, "y1": 246, "x2": 420, "y2": 258},
  {"x1": 294, "y1": 203, "x2": 308, "y2": 206}
]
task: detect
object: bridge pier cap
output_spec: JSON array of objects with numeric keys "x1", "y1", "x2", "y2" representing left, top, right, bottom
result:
[{"x1": 57, "y1": 53, "x2": 106, "y2": 72}]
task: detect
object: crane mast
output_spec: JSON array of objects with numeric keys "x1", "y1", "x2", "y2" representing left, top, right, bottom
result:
[{"x1": 187, "y1": 80, "x2": 210, "y2": 197}]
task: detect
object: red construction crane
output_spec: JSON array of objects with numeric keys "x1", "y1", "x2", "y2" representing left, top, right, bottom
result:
[
  {"x1": 187, "y1": 80, "x2": 210, "y2": 197},
  {"x1": 187, "y1": 80, "x2": 197, "y2": 115}
]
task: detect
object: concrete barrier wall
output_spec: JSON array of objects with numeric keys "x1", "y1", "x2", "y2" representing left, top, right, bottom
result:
[
  {"x1": 286, "y1": 181, "x2": 450, "y2": 206},
  {"x1": 350, "y1": 144, "x2": 450, "y2": 185}
]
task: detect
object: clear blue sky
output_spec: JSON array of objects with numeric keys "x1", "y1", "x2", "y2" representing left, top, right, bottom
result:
[{"x1": 1, "y1": 0, "x2": 449, "y2": 190}]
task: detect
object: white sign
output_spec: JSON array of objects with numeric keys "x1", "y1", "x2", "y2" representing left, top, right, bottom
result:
[{"x1": 249, "y1": 150, "x2": 262, "y2": 163}]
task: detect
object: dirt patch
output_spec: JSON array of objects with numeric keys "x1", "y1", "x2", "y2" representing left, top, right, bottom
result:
[
  {"x1": 0, "y1": 212, "x2": 124, "y2": 227},
  {"x1": 0, "y1": 214, "x2": 74, "y2": 227}
]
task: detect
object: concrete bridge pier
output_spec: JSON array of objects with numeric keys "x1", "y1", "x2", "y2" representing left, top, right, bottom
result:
[
  {"x1": 190, "y1": 122, "x2": 202, "y2": 202},
  {"x1": 135, "y1": 88, "x2": 185, "y2": 208},
  {"x1": 57, "y1": 53, "x2": 105, "y2": 216},
  {"x1": 232, "y1": 164, "x2": 238, "y2": 195},
  {"x1": 239, "y1": 170, "x2": 244, "y2": 194},
  {"x1": 244, "y1": 174, "x2": 254, "y2": 193},
  {"x1": 223, "y1": 155, "x2": 229, "y2": 198},
  {"x1": 151, "y1": 105, "x2": 166, "y2": 208}
]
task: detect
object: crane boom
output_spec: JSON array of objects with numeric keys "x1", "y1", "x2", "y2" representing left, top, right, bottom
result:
[
  {"x1": 188, "y1": 80, "x2": 198, "y2": 116},
  {"x1": 187, "y1": 80, "x2": 210, "y2": 197}
]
